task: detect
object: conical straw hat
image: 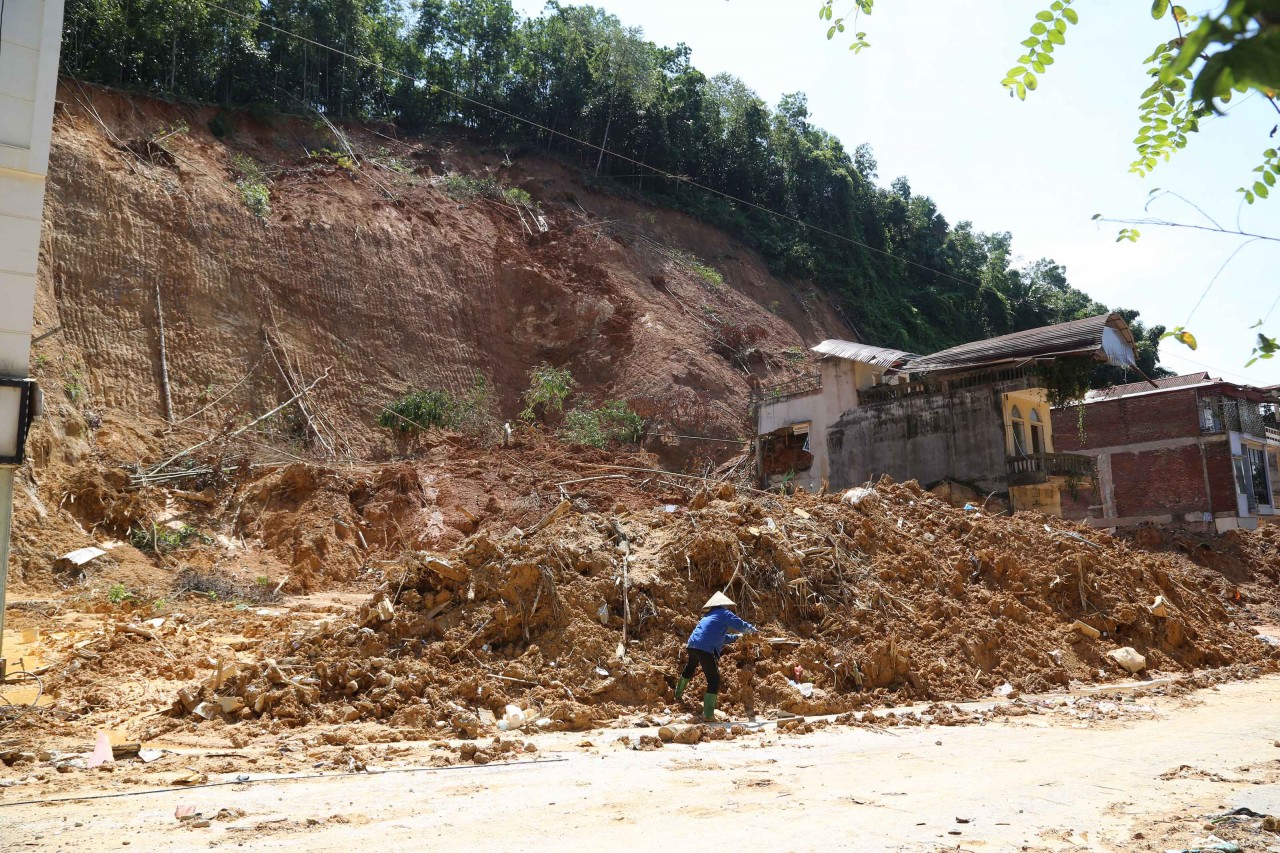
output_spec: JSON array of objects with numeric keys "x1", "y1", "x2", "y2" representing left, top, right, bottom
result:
[{"x1": 702, "y1": 592, "x2": 736, "y2": 609}]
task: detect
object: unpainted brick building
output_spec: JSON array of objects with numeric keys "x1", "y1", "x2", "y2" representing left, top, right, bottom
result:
[{"x1": 1050, "y1": 373, "x2": 1280, "y2": 532}]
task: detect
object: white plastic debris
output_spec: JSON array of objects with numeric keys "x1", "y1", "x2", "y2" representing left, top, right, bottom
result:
[
  {"x1": 1106, "y1": 646, "x2": 1147, "y2": 674},
  {"x1": 786, "y1": 679, "x2": 814, "y2": 698},
  {"x1": 501, "y1": 704, "x2": 526, "y2": 730},
  {"x1": 597, "y1": 603, "x2": 609, "y2": 625},
  {"x1": 993, "y1": 682, "x2": 1015, "y2": 698},
  {"x1": 60, "y1": 546, "x2": 106, "y2": 566},
  {"x1": 842, "y1": 487, "x2": 877, "y2": 506}
]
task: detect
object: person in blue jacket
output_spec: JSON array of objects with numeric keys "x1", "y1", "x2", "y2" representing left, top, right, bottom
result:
[{"x1": 675, "y1": 592, "x2": 758, "y2": 721}]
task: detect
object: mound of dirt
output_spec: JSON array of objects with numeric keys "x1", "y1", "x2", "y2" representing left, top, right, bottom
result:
[
  {"x1": 1122, "y1": 523, "x2": 1280, "y2": 622},
  {"x1": 179, "y1": 478, "x2": 1279, "y2": 734}
]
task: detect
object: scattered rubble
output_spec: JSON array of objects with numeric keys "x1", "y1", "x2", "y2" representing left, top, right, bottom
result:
[{"x1": 160, "y1": 477, "x2": 1278, "y2": 734}]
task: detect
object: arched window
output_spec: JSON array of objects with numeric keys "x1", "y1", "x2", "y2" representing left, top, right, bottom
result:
[
  {"x1": 1029, "y1": 409, "x2": 1045, "y2": 455},
  {"x1": 1009, "y1": 405, "x2": 1028, "y2": 456}
]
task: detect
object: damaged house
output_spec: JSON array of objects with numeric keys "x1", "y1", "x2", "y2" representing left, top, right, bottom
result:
[
  {"x1": 754, "y1": 313, "x2": 1139, "y2": 516},
  {"x1": 1050, "y1": 373, "x2": 1280, "y2": 531}
]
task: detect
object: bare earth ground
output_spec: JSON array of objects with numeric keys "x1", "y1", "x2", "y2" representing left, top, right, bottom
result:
[
  {"x1": 2, "y1": 675, "x2": 1279, "y2": 853},
  {"x1": 6, "y1": 81, "x2": 1279, "y2": 853}
]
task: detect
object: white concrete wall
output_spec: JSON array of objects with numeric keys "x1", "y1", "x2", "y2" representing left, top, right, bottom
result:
[
  {"x1": 1, "y1": 0, "x2": 65, "y2": 377},
  {"x1": 757, "y1": 358, "x2": 887, "y2": 490},
  {"x1": 758, "y1": 390, "x2": 827, "y2": 489}
]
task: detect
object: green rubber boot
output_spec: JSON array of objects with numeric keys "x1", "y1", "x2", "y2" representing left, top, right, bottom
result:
[
  {"x1": 675, "y1": 677, "x2": 690, "y2": 701},
  {"x1": 702, "y1": 692, "x2": 718, "y2": 721}
]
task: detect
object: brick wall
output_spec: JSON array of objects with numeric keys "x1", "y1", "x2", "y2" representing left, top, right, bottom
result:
[
  {"x1": 1059, "y1": 479, "x2": 1099, "y2": 520},
  {"x1": 1110, "y1": 444, "x2": 1207, "y2": 518},
  {"x1": 1052, "y1": 388, "x2": 1201, "y2": 452},
  {"x1": 1203, "y1": 439, "x2": 1239, "y2": 515}
]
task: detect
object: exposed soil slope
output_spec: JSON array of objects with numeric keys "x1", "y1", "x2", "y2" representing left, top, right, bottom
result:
[{"x1": 32, "y1": 83, "x2": 845, "y2": 460}]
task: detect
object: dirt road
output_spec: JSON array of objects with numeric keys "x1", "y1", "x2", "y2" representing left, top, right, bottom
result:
[{"x1": 5, "y1": 676, "x2": 1280, "y2": 852}]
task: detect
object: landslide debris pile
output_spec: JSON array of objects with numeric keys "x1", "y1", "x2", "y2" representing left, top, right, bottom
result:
[{"x1": 177, "y1": 478, "x2": 1277, "y2": 733}]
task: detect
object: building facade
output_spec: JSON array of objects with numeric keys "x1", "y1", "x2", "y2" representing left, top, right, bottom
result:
[
  {"x1": 756, "y1": 314, "x2": 1137, "y2": 516},
  {"x1": 1050, "y1": 373, "x2": 1280, "y2": 532}
]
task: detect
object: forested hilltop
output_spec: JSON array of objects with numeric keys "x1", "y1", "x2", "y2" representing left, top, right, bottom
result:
[{"x1": 61, "y1": 0, "x2": 1167, "y2": 374}]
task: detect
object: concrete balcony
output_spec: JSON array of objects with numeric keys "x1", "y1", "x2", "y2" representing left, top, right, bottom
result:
[
  {"x1": 1006, "y1": 452, "x2": 1095, "y2": 487},
  {"x1": 752, "y1": 374, "x2": 822, "y2": 406}
]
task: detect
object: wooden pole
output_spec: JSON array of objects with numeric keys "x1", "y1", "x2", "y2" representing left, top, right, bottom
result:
[
  {"x1": 155, "y1": 285, "x2": 173, "y2": 424},
  {"x1": 147, "y1": 368, "x2": 330, "y2": 475}
]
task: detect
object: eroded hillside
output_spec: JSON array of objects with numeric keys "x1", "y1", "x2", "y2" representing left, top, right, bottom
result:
[{"x1": 32, "y1": 84, "x2": 846, "y2": 463}]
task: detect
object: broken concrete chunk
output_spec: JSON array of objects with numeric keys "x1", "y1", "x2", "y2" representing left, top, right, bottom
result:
[
  {"x1": 1106, "y1": 646, "x2": 1146, "y2": 674},
  {"x1": 672, "y1": 725, "x2": 703, "y2": 745},
  {"x1": 371, "y1": 596, "x2": 395, "y2": 623},
  {"x1": 423, "y1": 556, "x2": 469, "y2": 583},
  {"x1": 111, "y1": 742, "x2": 141, "y2": 759},
  {"x1": 177, "y1": 686, "x2": 201, "y2": 713}
]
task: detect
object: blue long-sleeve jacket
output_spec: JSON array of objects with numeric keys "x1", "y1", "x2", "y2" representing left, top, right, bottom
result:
[{"x1": 687, "y1": 607, "x2": 757, "y2": 655}]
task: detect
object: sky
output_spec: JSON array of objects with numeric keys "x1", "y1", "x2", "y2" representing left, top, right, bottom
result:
[{"x1": 513, "y1": 0, "x2": 1280, "y2": 385}]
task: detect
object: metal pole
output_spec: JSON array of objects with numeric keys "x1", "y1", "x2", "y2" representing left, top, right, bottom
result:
[{"x1": 0, "y1": 465, "x2": 15, "y2": 668}]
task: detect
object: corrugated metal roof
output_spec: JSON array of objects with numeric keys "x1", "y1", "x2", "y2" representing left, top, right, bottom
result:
[
  {"x1": 903, "y1": 313, "x2": 1133, "y2": 374},
  {"x1": 1087, "y1": 372, "x2": 1211, "y2": 402},
  {"x1": 811, "y1": 340, "x2": 917, "y2": 368}
]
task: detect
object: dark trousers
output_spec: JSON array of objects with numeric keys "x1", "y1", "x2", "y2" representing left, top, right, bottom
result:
[{"x1": 680, "y1": 647, "x2": 720, "y2": 693}]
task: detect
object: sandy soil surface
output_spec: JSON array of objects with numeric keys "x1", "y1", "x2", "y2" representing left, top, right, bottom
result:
[{"x1": 4, "y1": 675, "x2": 1280, "y2": 852}]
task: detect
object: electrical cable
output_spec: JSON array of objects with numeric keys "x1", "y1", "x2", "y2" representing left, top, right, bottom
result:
[
  {"x1": 198, "y1": 1, "x2": 992, "y2": 295},
  {"x1": 1261, "y1": 291, "x2": 1280, "y2": 326},
  {"x1": 0, "y1": 756, "x2": 569, "y2": 808}
]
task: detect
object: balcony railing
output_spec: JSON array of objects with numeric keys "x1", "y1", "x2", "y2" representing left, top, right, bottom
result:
[
  {"x1": 858, "y1": 364, "x2": 1036, "y2": 407},
  {"x1": 1006, "y1": 452, "x2": 1095, "y2": 486},
  {"x1": 1200, "y1": 395, "x2": 1266, "y2": 438},
  {"x1": 752, "y1": 374, "x2": 822, "y2": 406}
]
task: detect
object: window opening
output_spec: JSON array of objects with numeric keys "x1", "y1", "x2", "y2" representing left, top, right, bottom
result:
[
  {"x1": 1009, "y1": 404, "x2": 1028, "y2": 456},
  {"x1": 1029, "y1": 409, "x2": 1044, "y2": 455},
  {"x1": 1249, "y1": 446, "x2": 1271, "y2": 507}
]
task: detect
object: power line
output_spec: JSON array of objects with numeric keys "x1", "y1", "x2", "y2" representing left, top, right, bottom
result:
[
  {"x1": 200, "y1": 1, "x2": 992, "y2": 294},
  {"x1": 1262, "y1": 291, "x2": 1280, "y2": 325},
  {"x1": 1159, "y1": 352, "x2": 1261, "y2": 384},
  {"x1": 1182, "y1": 237, "x2": 1263, "y2": 327}
]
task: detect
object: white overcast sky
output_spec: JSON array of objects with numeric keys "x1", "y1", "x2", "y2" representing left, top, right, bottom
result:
[{"x1": 512, "y1": 0, "x2": 1280, "y2": 384}]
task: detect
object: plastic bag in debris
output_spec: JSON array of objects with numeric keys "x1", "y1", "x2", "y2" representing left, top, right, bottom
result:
[
  {"x1": 787, "y1": 679, "x2": 815, "y2": 698},
  {"x1": 842, "y1": 487, "x2": 877, "y2": 506},
  {"x1": 1165, "y1": 836, "x2": 1243, "y2": 853}
]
